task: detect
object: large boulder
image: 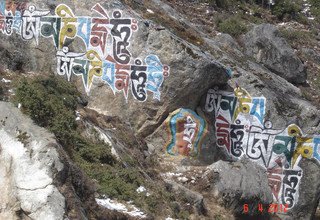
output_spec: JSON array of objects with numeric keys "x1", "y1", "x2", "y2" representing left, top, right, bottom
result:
[
  {"x1": 277, "y1": 159, "x2": 320, "y2": 220},
  {"x1": 0, "y1": 0, "x2": 231, "y2": 139},
  {"x1": 198, "y1": 153, "x2": 320, "y2": 220},
  {"x1": 199, "y1": 159, "x2": 273, "y2": 218},
  {"x1": 87, "y1": 22, "x2": 231, "y2": 138},
  {"x1": 242, "y1": 24, "x2": 307, "y2": 84},
  {"x1": 165, "y1": 179, "x2": 206, "y2": 215}
]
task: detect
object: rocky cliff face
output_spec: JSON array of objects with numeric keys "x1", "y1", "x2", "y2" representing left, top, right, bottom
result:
[
  {"x1": 0, "y1": 0, "x2": 319, "y2": 219},
  {"x1": 0, "y1": 102, "x2": 66, "y2": 220},
  {"x1": 0, "y1": 102, "x2": 133, "y2": 219}
]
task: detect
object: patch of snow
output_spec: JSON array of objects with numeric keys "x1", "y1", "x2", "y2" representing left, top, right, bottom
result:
[
  {"x1": 75, "y1": 111, "x2": 81, "y2": 121},
  {"x1": 1, "y1": 78, "x2": 11, "y2": 83},
  {"x1": 147, "y1": 9, "x2": 154, "y2": 14},
  {"x1": 0, "y1": 129, "x2": 65, "y2": 218},
  {"x1": 136, "y1": 186, "x2": 146, "y2": 193},
  {"x1": 164, "y1": 172, "x2": 183, "y2": 177},
  {"x1": 137, "y1": 186, "x2": 150, "y2": 196},
  {"x1": 178, "y1": 177, "x2": 188, "y2": 183},
  {"x1": 90, "y1": 125, "x2": 121, "y2": 160},
  {"x1": 97, "y1": 198, "x2": 127, "y2": 212},
  {"x1": 96, "y1": 198, "x2": 147, "y2": 218}
]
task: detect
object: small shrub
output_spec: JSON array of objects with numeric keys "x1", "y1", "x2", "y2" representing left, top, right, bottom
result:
[
  {"x1": 279, "y1": 28, "x2": 315, "y2": 47},
  {"x1": 214, "y1": 0, "x2": 232, "y2": 9},
  {"x1": 310, "y1": 0, "x2": 320, "y2": 7},
  {"x1": 204, "y1": 0, "x2": 254, "y2": 10},
  {"x1": 14, "y1": 76, "x2": 78, "y2": 128},
  {"x1": 272, "y1": 0, "x2": 302, "y2": 21},
  {"x1": 217, "y1": 15, "x2": 248, "y2": 37},
  {"x1": 76, "y1": 158, "x2": 144, "y2": 201},
  {"x1": 16, "y1": 130, "x2": 29, "y2": 145},
  {"x1": 311, "y1": 6, "x2": 320, "y2": 22}
]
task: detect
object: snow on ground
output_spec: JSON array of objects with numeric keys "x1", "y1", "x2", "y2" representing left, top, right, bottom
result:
[
  {"x1": 75, "y1": 111, "x2": 81, "y2": 121},
  {"x1": 177, "y1": 176, "x2": 188, "y2": 183},
  {"x1": 136, "y1": 186, "x2": 150, "y2": 196},
  {"x1": 136, "y1": 186, "x2": 146, "y2": 193},
  {"x1": 90, "y1": 125, "x2": 121, "y2": 160},
  {"x1": 1, "y1": 78, "x2": 11, "y2": 83},
  {"x1": 147, "y1": 9, "x2": 154, "y2": 14},
  {"x1": 0, "y1": 129, "x2": 65, "y2": 219},
  {"x1": 96, "y1": 197, "x2": 147, "y2": 218},
  {"x1": 161, "y1": 172, "x2": 183, "y2": 178}
]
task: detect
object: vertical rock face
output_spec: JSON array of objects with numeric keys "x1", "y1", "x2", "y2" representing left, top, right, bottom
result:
[{"x1": 0, "y1": 102, "x2": 66, "y2": 220}]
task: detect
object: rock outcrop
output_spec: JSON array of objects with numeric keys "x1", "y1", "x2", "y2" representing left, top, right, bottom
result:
[
  {"x1": 0, "y1": 102, "x2": 65, "y2": 219},
  {"x1": 279, "y1": 158, "x2": 320, "y2": 220},
  {"x1": 242, "y1": 23, "x2": 307, "y2": 84},
  {"x1": 200, "y1": 159, "x2": 273, "y2": 217},
  {"x1": 0, "y1": 102, "x2": 132, "y2": 220}
]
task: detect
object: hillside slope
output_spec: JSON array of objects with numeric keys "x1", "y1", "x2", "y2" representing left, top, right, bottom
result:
[{"x1": 0, "y1": 0, "x2": 319, "y2": 219}]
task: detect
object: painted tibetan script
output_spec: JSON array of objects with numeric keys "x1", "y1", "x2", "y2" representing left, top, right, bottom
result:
[
  {"x1": 205, "y1": 87, "x2": 320, "y2": 210},
  {"x1": 0, "y1": 1, "x2": 170, "y2": 102},
  {"x1": 164, "y1": 108, "x2": 208, "y2": 157}
]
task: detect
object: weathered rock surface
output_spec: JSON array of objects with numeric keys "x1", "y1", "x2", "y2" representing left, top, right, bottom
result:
[
  {"x1": 165, "y1": 179, "x2": 206, "y2": 215},
  {"x1": 277, "y1": 159, "x2": 320, "y2": 220},
  {"x1": 0, "y1": 0, "x2": 231, "y2": 140},
  {"x1": 242, "y1": 23, "x2": 307, "y2": 84},
  {"x1": 198, "y1": 158, "x2": 320, "y2": 219},
  {"x1": 200, "y1": 159, "x2": 273, "y2": 217},
  {"x1": 226, "y1": 60, "x2": 320, "y2": 133},
  {"x1": 0, "y1": 102, "x2": 133, "y2": 220},
  {"x1": 0, "y1": 102, "x2": 65, "y2": 220},
  {"x1": 87, "y1": 23, "x2": 230, "y2": 138}
]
